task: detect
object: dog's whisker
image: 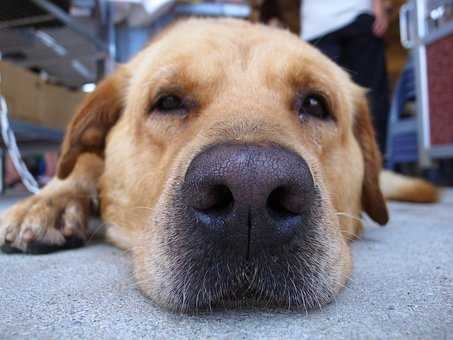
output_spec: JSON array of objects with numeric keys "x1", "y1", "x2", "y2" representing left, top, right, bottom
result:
[
  {"x1": 86, "y1": 222, "x2": 105, "y2": 242},
  {"x1": 335, "y1": 212, "x2": 365, "y2": 224},
  {"x1": 131, "y1": 206, "x2": 154, "y2": 211}
]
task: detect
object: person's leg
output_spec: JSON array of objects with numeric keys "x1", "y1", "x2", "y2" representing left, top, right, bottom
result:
[
  {"x1": 342, "y1": 14, "x2": 390, "y2": 154},
  {"x1": 309, "y1": 31, "x2": 342, "y2": 65}
]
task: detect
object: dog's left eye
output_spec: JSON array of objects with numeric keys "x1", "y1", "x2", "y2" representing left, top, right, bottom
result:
[
  {"x1": 153, "y1": 95, "x2": 186, "y2": 114},
  {"x1": 297, "y1": 94, "x2": 330, "y2": 120}
]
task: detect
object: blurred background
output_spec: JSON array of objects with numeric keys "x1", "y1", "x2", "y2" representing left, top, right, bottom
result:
[{"x1": 0, "y1": 0, "x2": 452, "y2": 195}]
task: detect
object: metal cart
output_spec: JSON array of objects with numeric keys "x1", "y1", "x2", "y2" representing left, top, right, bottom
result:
[{"x1": 400, "y1": 0, "x2": 453, "y2": 167}]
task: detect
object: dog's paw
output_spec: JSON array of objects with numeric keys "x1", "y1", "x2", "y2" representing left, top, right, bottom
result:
[{"x1": 0, "y1": 191, "x2": 91, "y2": 254}]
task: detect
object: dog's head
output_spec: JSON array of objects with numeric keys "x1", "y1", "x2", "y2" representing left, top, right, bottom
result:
[{"x1": 57, "y1": 19, "x2": 388, "y2": 311}]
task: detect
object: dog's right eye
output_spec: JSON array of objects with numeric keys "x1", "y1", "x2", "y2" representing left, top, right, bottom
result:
[
  {"x1": 297, "y1": 93, "x2": 331, "y2": 121},
  {"x1": 152, "y1": 95, "x2": 187, "y2": 115}
]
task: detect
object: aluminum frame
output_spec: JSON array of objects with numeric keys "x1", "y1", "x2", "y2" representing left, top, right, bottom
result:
[{"x1": 404, "y1": 0, "x2": 453, "y2": 167}]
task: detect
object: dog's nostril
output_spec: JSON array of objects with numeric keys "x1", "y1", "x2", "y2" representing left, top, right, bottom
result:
[
  {"x1": 194, "y1": 184, "x2": 234, "y2": 216},
  {"x1": 184, "y1": 143, "x2": 314, "y2": 254},
  {"x1": 266, "y1": 186, "x2": 301, "y2": 219}
]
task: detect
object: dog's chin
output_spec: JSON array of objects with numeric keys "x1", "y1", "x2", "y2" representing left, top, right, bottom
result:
[
  {"x1": 135, "y1": 245, "x2": 348, "y2": 313},
  {"x1": 133, "y1": 215, "x2": 350, "y2": 313}
]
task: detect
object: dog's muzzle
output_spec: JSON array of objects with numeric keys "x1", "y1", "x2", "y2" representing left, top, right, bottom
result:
[{"x1": 146, "y1": 142, "x2": 340, "y2": 311}]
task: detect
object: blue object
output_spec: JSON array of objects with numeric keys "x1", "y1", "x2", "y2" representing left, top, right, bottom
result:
[{"x1": 385, "y1": 58, "x2": 419, "y2": 169}]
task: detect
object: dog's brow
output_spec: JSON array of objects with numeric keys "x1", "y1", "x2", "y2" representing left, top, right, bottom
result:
[
  {"x1": 152, "y1": 65, "x2": 181, "y2": 83},
  {"x1": 155, "y1": 65, "x2": 178, "y2": 78},
  {"x1": 147, "y1": 65, "x2": 196, "y2": 98},
  {"x1": 146, "y1": 61, "x2": 221, "y2": 104}
]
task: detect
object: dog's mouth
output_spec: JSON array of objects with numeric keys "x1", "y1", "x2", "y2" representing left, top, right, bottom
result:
[{"x1": 140, "y1": 230, "x2": 340, "y2": 312}]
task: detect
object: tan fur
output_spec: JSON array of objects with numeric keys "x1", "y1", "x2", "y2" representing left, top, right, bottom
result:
[
  {"x1": 380, "y1": 170, "x2": 440, "y2": 203},
  {"x1": 0, "y1": 18, "x2": 438, "y2": 311}
]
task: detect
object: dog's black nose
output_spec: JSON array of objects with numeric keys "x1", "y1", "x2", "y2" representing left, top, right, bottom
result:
[{"x1": 183, "y1": 143, "x2": 315, "y2": 257}]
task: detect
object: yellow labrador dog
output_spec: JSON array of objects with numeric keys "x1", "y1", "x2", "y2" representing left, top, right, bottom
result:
[{"x1": 0, "y1": 19, "x2": 438, "y2": 311}]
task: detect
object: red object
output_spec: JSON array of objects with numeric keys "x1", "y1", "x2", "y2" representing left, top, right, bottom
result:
[{"x1": 427, "y1": 35, "x2": 453, "y2": 146}]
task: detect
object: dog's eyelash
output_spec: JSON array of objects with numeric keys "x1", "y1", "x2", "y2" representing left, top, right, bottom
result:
[{"x1": 150, "y1": 95, "x2": 187, "y2": 115}]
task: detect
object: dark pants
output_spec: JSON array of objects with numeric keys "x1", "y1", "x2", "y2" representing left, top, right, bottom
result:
[{"x1": 309, "y1": 14, "x2": 390, "y2": 154}]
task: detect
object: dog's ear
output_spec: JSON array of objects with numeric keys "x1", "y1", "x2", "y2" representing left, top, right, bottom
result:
[
  {"x1": 353, "y1": 87, "x2": 389, "y2": 225},
  {"x1": 57, "y1": 67, "x2": 129, "y2": 179}
]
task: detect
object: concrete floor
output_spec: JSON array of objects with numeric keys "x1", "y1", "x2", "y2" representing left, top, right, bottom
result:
[{"x1": 0, "y1": 192, "x2": 452, "y2": 339}]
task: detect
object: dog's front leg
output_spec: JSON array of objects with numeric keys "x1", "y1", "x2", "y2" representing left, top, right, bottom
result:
[{"x1": 0, "y1": 153, "x2": 103, "y2": 254}]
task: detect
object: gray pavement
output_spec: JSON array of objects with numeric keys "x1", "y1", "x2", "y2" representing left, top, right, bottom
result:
[{"x1": 0, "y1": 191, "x2": 452, "y2": 339}]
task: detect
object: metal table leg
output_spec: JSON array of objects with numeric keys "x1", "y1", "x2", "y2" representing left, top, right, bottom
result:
[{"x1": 0, "y1": 149, "x2": 5, "y2": 195}]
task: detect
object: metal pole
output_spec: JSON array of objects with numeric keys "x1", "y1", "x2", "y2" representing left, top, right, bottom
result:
[
  {"x1": 100, "y1": 0, "x2": 116, "y2": 76},
  {"x1": 0, "y1": 149, "x2": 5, "y2": 195},
  {"x1": 30, "y1": 0, "x2": 108, "y2": 52}
]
